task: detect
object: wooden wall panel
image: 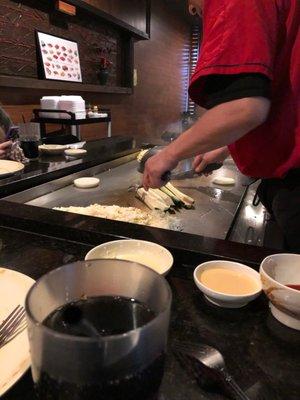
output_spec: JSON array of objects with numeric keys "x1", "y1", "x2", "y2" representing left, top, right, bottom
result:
[
  {"x1": 0, "y1": 0, "x2": 120, "y2": 86},
  {"x1": 1, "y1": 0, "x2": 191, "y2": 142},
  {"x1": 84, "y1": 0, "x2": 148, "y2": 33}
]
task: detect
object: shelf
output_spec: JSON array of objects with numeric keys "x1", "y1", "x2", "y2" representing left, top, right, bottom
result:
[
  {"x1": 32, "y1": 117, "x2": 111, "y2": 125},
  {"x1": 0, "y1": 76, "x2": 133, "y2": 94},
  {"x1": 67, "y1": 0, "x2": 150, "y2": 41}
]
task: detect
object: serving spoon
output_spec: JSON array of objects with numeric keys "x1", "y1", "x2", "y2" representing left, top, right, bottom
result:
[{"x1": 173, "y1": 340, "x2": 251, "y2": 400}]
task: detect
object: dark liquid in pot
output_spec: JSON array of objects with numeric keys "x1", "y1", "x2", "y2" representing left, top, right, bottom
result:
[
  {"x1": 43, "y1": 296, "x2": 156, "y2": 336},
  {"x1": 36, "y1": 296, "x2": 164, "y2": 400}
]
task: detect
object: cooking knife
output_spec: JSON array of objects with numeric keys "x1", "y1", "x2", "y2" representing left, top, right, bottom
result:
[
  {"x1": 164, "y1": 162, "x2": 223, "y2": 181},
  {"x1": 138, "y1": 146, "x2": 222, "y2": 181}
]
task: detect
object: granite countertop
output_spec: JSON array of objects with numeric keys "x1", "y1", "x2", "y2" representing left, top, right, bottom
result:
[
  {"x1": 0, "y1": 137, "x2": 136, "y2": 198},
  {"x1": 0, "y1": 227, "x2": 299, "y2": 400}
]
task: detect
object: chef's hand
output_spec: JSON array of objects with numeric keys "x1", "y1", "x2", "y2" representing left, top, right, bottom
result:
[
  {"x1": 0, "y1": 141, "x2": 12, "y2": 159},
  {"x1": 193, "y1": 147, "x2": 229, "y2": 176},
  {"x1": 143, "y1": 151, "x2": 178, "y2": 190}
]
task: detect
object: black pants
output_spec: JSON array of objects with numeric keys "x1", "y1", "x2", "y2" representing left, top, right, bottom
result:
[{"x1": 256, "y1": 170, "x2": 300, "y2": 252}]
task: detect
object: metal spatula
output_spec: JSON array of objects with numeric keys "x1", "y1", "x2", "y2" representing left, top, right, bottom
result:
[{"x1": 138, "y1": 146, "x2": 222, "y2": 181}]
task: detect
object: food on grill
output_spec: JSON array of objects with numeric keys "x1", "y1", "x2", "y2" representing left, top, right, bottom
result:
[
  {"x1": 159, "y1": 186, "x2": 182, "y2": 207},
  {"x1": 212, "y1": 177, "x2": 235, "y2": 186},
  {"x1": 136, "y1": 187, "x2": 170, "y2": 211},
  {"x1": 54, "y1": 204, "x2": 182, "y2": 231},
  {"x1": 73, "y1": 177, "x2": 99, "y2": 189},
  {"x1": 164, "y1": 182, "x2": 194, "y2": 208},
  {"x1": 137, "y1": 149, "x2": 148, "y2": 162},
  {"x1": 149, "y1": 188, "x2": 174, "y2": 208},
  {"x1": 136, "y1": 150, "x2": 195, "y2": 208}
]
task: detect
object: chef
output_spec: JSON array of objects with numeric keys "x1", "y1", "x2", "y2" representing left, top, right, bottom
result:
[{"x1": 143, "y1": 0, "x2": 300, "y2": 251}]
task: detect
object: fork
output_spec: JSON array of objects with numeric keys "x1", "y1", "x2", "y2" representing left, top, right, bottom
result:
[
  {"x1": 0, "y1": 305, "x2": 27, "y2": 348},
  {"x1": 173, "y1": 341, "x2": 251, "y2": 400}
]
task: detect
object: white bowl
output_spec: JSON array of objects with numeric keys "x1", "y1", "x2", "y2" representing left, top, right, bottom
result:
[
  {"x1": 260, "y1": 254, "x2": 300, "y2": 330},
  {"x1": 65, "y1": 148, "x2": 87, "y2": 158},
  {"x1": 194, "y1": 261, "x2": 262, "y2": 308},
  {"x1": 85, "y1": 239, "x2": 174, "y2": 276}
]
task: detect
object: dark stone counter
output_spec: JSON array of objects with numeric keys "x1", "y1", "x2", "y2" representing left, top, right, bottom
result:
[
  {"x1": 0, "y1": 227, "x2": 299, "y2": 400},
  {"x1": 0, "y1": 137, "x2": 136, "y2": 198}
]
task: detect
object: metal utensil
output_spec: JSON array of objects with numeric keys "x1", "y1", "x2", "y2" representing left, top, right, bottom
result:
[
  {"x1": 138, "y1": 146, "x2": 222, "y2": 181},
  {"x1": 0, "y1": 305, "x2": 27, "y2": 348},
  {"x1": 173, "y1": 341, "x2": 250, "y2": 400}
]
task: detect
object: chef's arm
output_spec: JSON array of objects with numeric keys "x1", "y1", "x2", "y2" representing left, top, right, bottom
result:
[{"x1": 161, "y1": 97, "x2": 270, "y2": 162}]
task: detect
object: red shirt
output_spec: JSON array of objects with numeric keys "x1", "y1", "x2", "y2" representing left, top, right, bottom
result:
[{"x1": 189, "y1": 0, "x2": 300, "y2": 178}]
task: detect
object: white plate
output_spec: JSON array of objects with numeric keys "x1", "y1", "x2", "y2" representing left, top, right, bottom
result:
[
  {"x1": 0, "y1": 160, "x2": 24, "y2": 178},
  {"x1": 0, "y1": 268, "x2": 35, "y2": 396},
  {"x1": 39, "y1": 144, "x2": 68, "y2": 155},
  {"x1": 65, "y1": 149, "x2": 87, "y2": 158}
]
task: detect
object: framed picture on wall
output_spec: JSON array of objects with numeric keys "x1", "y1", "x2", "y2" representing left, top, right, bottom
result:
[{"x1": 36, "y1": 31, "x2": 82, "y2": 83}]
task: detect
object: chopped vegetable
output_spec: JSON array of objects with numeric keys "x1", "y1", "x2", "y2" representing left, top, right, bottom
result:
[
  {"x1": 165, "y1": 183, "x2": 195, "y2": 208},
  {"x1": 160, "y1": 186, "x2": 184, "y2": 207},
  {"x1": 137, "y1": 149, "x2": 149, "y2": 162},
  {"x1": 149, "y1": 189, "x2": 175, "y2": 207},
  {"x1": 136, "y1": 188, "x2": 170, "y2": 211}
]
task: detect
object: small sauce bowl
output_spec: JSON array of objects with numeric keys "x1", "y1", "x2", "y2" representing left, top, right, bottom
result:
[{"x1": 194, "y1": 260, "x2": 262, "y2": 308}]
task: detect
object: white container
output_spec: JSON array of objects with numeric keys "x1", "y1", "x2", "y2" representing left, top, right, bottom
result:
[
  {"x1": 260, "y1": 254, "x2": 300, "y2": 330},
  {"x1": 40, "y1": 96, "x2": 60, "y2": 118},
  {"x1": 58, "y1": 95, "x2": 86, "y2": 119},
  {"x1": 85, "y1": 239, "x2": 174, "y2": 276},
  {"x1": 194, "y1": 260, "x2": 262, "y2": 308}
]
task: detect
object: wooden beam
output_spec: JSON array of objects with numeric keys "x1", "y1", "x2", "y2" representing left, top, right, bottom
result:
[
  {"x1": 65, "y1": 0, "x2": 149, "y2": 40},
  {"x1": 56, "y1": 1, "x2": 76, "y2": 16},
  {"x1": 0, "y1": 76, "x2": 133, "y2": 94}
]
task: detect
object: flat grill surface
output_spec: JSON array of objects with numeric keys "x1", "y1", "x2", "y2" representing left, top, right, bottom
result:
[{"x1": 25, "y1": 158, "x2": 247, "y2": 240}]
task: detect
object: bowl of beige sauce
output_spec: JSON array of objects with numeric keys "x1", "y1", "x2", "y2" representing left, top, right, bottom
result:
[
  {"x1": 194, "y1": 261, "x2": 262, "y2": 308},
  {"x1": 85, "y1": 239, "x2": 173, "y2": 276}
]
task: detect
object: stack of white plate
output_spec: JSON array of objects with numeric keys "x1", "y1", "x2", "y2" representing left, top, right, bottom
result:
[
  {"x1": 58, "y1": 96, "x2": 86, "y2": 120},
  {"x1": 40, "y1": 96, "x2": 60, "y2": 118},
  {"x1": 40, "y1": 96, "x2": 86, "y2": 120}
]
